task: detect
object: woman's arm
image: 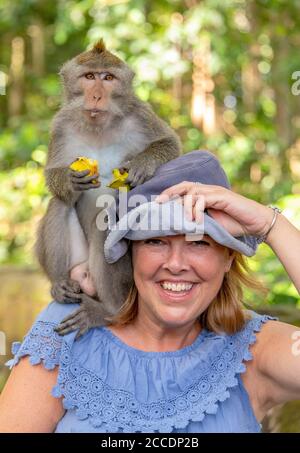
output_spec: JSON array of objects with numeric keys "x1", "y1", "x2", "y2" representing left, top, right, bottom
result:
[
  {"x1": 253, "y1": 319, "x2": 300, "y2": 407},
  {"x1": 265, "y1": 213, "x2": 300, "y2": 293},
  {"x1": 155, "y1": 181, "x2": 300, "y2": 406},
  {"x1": 0, "y1": 357, "x2": 65, "y2": 432},
  {"x1": 155, "y1": 182, "x2": 300, "y2": 293}
]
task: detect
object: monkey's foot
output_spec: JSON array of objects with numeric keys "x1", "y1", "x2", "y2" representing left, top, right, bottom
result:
[
  {"x1": 51, "y1": 278, "x2": 82, "y2": 304},
  {"x1": 54, "y1": 294, "x2": 110, "y2": 339}
]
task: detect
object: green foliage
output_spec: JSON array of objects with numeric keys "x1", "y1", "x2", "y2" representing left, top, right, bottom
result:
[{"x1": 0, "y1": 0, "x2": 299, "y2": 308}]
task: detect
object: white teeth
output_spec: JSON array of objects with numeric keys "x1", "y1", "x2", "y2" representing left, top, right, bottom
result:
[
  {"x1": 160, "y1": 282, "x2": 193, "y2": 292},
  {"x1": 90, "y1": 111, "x2": 98, "y2": 117}
]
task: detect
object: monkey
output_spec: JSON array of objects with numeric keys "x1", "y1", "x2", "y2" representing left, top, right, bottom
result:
[{"x1": 35, "y1": 39, "x2": 182, "y2": 338}]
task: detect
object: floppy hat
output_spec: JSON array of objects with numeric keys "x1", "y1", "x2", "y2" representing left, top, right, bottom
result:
[{"x1": 103, "y1": 150, "x2": 258, "y2": 263}]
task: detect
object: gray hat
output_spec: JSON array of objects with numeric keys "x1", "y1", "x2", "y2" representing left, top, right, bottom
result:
[{"x1": 104, "y1": 150, "x2": 258, "y2": 263}]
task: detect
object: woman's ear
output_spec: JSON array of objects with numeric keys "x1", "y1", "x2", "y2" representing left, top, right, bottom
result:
[{"x1": 224, "y1": 249, "x2": 235, "y2": 273}]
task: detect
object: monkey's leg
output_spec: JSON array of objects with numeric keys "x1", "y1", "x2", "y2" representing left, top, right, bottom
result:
[
  {"x1": 55, "y1": 293, "x2": 111, "y2": 339},
  {"x1": 35, "y1": 198, "x2": 88, "y2": 303},
  {"x1": 52, "y1": 205, "x2": 91, "y2": 302},
  {"x1": 55, "y1": 226, "x2": 133, "y2": 338}
]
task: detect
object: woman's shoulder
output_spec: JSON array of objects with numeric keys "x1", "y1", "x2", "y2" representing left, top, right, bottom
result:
[
  {"x1": 5, "y1": 301, "x2": 82, "y2": 371},
  {"x1": 243, "y1": 309, "x2": 298, "y2": 365}
]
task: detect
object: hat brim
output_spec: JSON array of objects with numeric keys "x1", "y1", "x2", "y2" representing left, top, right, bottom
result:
[{"x1": 103, "y1": 200, "x2": 257, "y2": 264}]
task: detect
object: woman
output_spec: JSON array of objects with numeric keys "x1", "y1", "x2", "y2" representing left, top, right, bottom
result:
[{"x1": 0, "y1": 150, "x2": 299, "y2": 433}]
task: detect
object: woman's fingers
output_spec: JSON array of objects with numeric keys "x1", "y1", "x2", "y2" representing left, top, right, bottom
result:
[
  {"x1": 154, "y1": 181, "x2": 276, "y2": 236},
  {"x1": 155, "y1": 181, "x2": 198, "y2": 202},
  {"x1": 207, "y1": 208, "x2": 245, "y2": 236}
]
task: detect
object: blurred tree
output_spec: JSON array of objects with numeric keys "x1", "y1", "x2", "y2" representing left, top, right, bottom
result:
[{"x1": 0, "y1": 0, "x2": 299, "y2": 306}]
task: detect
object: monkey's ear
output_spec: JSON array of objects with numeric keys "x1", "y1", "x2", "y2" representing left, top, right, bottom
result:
[
  {"x1": 59, "y1": 60, "x2": 74, "y2": 84},
  {"x1": 128, "y1": 68, "x2": 136, "y2": 83}
]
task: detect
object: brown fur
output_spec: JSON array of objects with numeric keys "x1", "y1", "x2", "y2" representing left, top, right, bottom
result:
[{"x1": 76, "y1": 38, "x2": 123, "y2": 67}]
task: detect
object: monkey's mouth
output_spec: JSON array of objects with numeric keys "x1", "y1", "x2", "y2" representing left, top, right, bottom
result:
[{"x1": 86, "y1": 109, "x2": 108, "y2": 118}]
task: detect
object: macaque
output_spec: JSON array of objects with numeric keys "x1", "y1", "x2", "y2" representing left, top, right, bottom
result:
[{"x1": 35, "y1": 39, "x2": 181, "y2": 338}]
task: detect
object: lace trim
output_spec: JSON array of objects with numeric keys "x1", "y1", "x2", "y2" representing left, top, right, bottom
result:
[
  {"x1": 51, "y1": 314, "x2": 276, "y2": 433},
  {"x1": 5, "y1": 321, "x2": 62, "y2": 370},
  {"x1": 6, "y1": 314, "x2": 277, "y2": 432}
]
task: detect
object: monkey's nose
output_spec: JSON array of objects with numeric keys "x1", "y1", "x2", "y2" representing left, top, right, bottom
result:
[{"x1": 93, "y1": 95, "x2": 101, "y2": 101}]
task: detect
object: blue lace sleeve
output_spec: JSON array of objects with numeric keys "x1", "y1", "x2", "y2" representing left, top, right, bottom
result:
[{"x1": 5, "y1": 301, "x2": 79, "y2": 371}]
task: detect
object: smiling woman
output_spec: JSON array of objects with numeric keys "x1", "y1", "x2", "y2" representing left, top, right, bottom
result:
[
  {"x1": 0, "y1": 150, "x2": 299, "y2": 433},
  {"x1": 108, "y1": 235, "x2": 263, "y2": 341}
]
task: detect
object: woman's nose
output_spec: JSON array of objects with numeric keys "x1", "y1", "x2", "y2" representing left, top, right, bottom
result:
[{"x1": 162, "y1": 246, "x2": 189, "y2": 273}]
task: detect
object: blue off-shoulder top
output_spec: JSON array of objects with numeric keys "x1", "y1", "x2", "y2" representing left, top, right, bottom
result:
[{"x1": 5, "y1": 301, "x2": 278, "y2": 433}]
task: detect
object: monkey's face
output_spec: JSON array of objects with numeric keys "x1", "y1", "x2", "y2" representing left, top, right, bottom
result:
[
  {"x1": 131, "y1": 235, "x2": 234, "y2": 330},
  {"x1": 78, "y1": 69, "x2": 119, "y2": 121},
  {"x1": 60, "y1": 56, "x2": 135, "y2": 125}
]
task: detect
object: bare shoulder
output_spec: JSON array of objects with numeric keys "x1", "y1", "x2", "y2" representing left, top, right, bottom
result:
[
  {"x1": 252, "y1": 319, "x2": 299, "y2": 367},
  {"x1": 242, "y1": 318, "x2": 300, "y2": 421},
  {"x1": 0, "y1": 357, "x2": 64, "y2": 432}
]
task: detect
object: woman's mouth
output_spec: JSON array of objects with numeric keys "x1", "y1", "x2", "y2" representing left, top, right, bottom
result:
[{"x1": 156, "y1": 280, "x2": 197, "y2": 301}]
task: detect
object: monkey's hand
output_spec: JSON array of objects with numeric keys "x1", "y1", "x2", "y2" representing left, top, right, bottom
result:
[
  {"x1": 54, "y1": 294, "x2": 111, "y2": 339},
  {"x1": 69, "y1": 167, "x2": 101, "y2": 191},
  {"x1": 119, "y1": 153, "x2": 158, "y2": 187},
  {"x1": 51, "y1": 278, "x2": 82, "y2": 303}
]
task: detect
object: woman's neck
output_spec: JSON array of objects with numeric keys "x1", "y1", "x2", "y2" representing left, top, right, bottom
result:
[{"x1": 108, "y1": 317, "x2": 202, "y2": 353}]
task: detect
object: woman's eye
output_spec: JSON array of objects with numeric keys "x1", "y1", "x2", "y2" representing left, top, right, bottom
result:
[
  {"x1": 144, "y1": 239, "x2": 163, "y2": 245},
  {"x1": 191, "y1": 240, "x2": 210, "y2": 246},
  {"x1": 85, "y1": 73, "x2": 95, "y2": 80}
]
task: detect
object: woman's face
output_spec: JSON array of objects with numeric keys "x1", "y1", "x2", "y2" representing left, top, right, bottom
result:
[{"x1": 132, "y1": 235, "x2": 234, "y2": 329}]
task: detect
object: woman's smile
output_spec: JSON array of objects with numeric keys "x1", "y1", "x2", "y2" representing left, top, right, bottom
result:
[{"x1": 155, "y1": 280, "x2": 199, "y2": 302}]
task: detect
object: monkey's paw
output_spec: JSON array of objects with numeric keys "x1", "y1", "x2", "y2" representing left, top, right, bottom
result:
[
  {"x1": 119, "y1": 155, "x2": 158, "y2": 187},
  {"x1": 69, "y1": 167, "x2": 101, "y2": 191},
  {"x1": 54, "y1": 294, "x2": 109, "y2": 339},
  {"x1": 51, "y1": 278, "x2": 82, "y2": 304}
]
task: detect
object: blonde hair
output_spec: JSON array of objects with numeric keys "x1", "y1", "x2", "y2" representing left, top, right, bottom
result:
[{"x1": 106, "y1": 251, "x2": 267, "y2": 335}]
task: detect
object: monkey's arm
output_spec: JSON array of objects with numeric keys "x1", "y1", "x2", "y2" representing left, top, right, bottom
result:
[
  {"x1": 44, "y1": 167, "x2": 77, "y2": 205},
  {"x1": 120, "y1": 105, "x2": 182, "y2": 187},
  {"x1": 45, "y1": 124, "x2": 100, "y2": 205}
]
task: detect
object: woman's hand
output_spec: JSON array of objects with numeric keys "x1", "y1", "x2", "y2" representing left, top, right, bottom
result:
[
  {"x1": 155, "y1": 181, "x2": 274, "y2": 238},
  {"x1": 155, "y1": 181, "x2": 300, "y2": 294}
]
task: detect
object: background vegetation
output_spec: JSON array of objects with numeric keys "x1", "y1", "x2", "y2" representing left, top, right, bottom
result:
[{"x1": 0, "y1": 0, "x2": 299, "y2": 431}]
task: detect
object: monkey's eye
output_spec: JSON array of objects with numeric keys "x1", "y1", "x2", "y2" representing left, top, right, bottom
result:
[
  {"x1": 85, "y1": 73, "x2": 95, "y2": 80},
  {"x1": 101, "y1": 73, "x2": 114, "y2": 81}
]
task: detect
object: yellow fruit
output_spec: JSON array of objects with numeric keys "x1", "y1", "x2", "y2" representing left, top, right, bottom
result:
[
  {"x1": 70, "y1": 157, "x2": 99, "y2": 183},
  {"x1": 107, "y1": 168, "x2": 130, "y2": 191}
]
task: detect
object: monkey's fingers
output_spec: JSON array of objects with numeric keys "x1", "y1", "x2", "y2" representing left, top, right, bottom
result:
[
  {"x1": 71, "y1": 172, "x2": 99, "y2": 183},
  {"x1": 126, "y1": 168, "x2": 142, "y2": 187},
  {"x1": 73, "y1": 181, "x2": 101, "y2": 191},
  {"x1": 57, "y1": 307, "x2": 84, "y2": 324},
  {"x1": 61, "y1": 279, "x2": 81, "y2": 294},
  {"x1": 61, "y1": 282, "x2": 80, "y2": 294},
  {"x1": 75, "y1": 325, "x2": 89, "y2": 340},
  {"x1": 52, "y1": 286, "x2": 79, "y2": 303},
  {"x1": 70, "y1": 169, "x2": 90, "y2": 178},
  {"x1": 62, "y1": 292, "x2": 82, "y2": 302},
  {"x1": 55, "y1": 309, "x2": 87, "y2": 336},
  {"x1": 119, "y1": 160, "x2": 131, "y2": 171}
]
